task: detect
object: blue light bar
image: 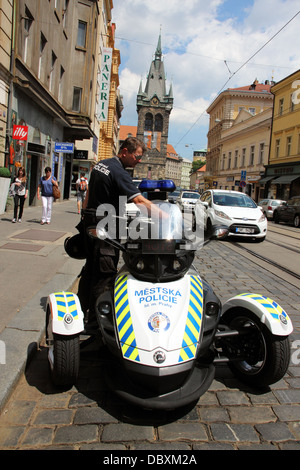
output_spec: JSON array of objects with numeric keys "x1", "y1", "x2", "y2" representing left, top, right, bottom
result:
[{"x1": 139, "y1": 179, "x2": 176, "y2": 192}]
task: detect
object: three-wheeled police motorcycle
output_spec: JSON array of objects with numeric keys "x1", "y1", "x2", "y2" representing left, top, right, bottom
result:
[{"x1": 46, "y1": 180, "x2": 293, "y2": 409}]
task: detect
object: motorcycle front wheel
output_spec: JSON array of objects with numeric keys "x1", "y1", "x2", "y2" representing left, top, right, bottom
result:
[
  {"x1": 221, "y1": 310, "x2": 290, "y2": 387},
  {"x1": 48, "y1": 334, "x2": 80, "y2": 388}
]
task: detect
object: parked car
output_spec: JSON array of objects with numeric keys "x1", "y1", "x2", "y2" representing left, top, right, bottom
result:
[
  {"x1": 273, "y1": 196, "x2": 300, "y2": 227},
  {"x1": 258, "y1": 199, "x2": 285, "y2": 219},
  {"x1": 168, "y1": 189, "x2": 180, "y2": 203},
  {"x1": 194, "y1": 189, "x2": 267, "y2": 242},
  {"x1": 177, "y1": 191, "x2": 200, "y2": 211}
]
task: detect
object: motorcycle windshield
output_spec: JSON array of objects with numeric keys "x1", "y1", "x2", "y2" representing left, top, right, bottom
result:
[{"x1": 130, "y1": 201, "x2": 184, "y2": 241}]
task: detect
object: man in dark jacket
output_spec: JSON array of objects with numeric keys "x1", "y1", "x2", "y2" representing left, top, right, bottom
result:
[{"x1": 78, "y1": 137, "x2": 163, "y2": 322}]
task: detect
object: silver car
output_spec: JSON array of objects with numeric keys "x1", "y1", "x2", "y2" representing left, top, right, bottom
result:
[
  {"x1": 177, "y1": 191, "x2": 200, "y2": 212},
  {"x1": 258, "y1": 199, "x2": 285, "y2": 219}
]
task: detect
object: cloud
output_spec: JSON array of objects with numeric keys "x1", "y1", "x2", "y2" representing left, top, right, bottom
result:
[{"x1": 112, "y1": 0, "x2": 300, "y2": 157}]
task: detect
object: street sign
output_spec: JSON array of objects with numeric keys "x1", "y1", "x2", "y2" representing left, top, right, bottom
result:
[
  {"x1": 240, "y1": 180, "x2": 246, "y2": 187},
  {"x1": 241, "y1": 170, "x2": 246, "y2": 181},
  {"x1": 12, "y1": 125, "x2": 28, "y2": 141},
  {"x1": 54, "y1": 142, "x2": 74, "y2": 153}
]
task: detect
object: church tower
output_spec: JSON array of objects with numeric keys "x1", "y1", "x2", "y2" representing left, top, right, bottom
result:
[{"x1": 135, "y1": 34, "x2": 173, "y2": 179}]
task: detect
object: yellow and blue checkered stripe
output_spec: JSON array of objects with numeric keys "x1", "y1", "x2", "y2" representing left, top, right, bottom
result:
[
  {"x1": 179, "y1": 276, "x2": 203, "y2": 362},
  {"x1": 114, "y1": 275, "x2": 140, "y2": 362},
  {"x1": 237, "y1": 293, "x2": 288, "y2": 321},
  {"x1": 53, "y1": 292, "x2": 79, "y2": 321}
]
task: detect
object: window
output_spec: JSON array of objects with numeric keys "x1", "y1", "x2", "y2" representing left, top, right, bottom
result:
[
  {"x1": 221, "y1": 154, "x2": 225, "y2": 170},
  {"x1": 58, "y1": 66, "x2": 65, "y2": 103},
  {"x1": 38, "y1": 33, "x2": 47, "y2": 80},
  {"x1": 77, "y1": 21, "x2": 87, "y2": 48},
  {"x1": 62, "y1": 0, "x2": 69, "y2": 28},
  {"x1": 290, "y1": 94, "x2": 295, "y2": 112},
  {"x1": 286, "y1": 136, "x2": 292, "y2": 156},
  {"x1": 249, "y1": 146, "x2": 255, "y2": 165},
  {"x1": 241, "y1": 148, "x2": 246, "y2": 167},
  {"x1": 24, "y1": 7, "x2": 34, "y2": 63},
  {"x1": 234, "y1": 150, "x2": 238, "y2": 168},
  {"x1": 49, "y1": 51, "x2": 57, "y2": 93},
  {"x1": 72, "y1": 87, "x2": 82, "y2": 112},
  {"x1": 145, "y1": 113, "x2": 153, "y2": 131},
  {"x1": 154, "y1": 114, "x2": 163, "y2": 132},
  {"x1": 249, "y1": 107, "x2": 255, "y2": 115},
  {"x1": 275, "y1": 139, "x2": 280, "y2": 158},
  {"x1": 279, "y1": 98, "x2": 284, "y2": 116},
  {"x1": 259, "y1": 143, "x2": 264, "y2": 164},
  {"x1": 227, "y1": 152, "x2": 231, "y2": 169}
]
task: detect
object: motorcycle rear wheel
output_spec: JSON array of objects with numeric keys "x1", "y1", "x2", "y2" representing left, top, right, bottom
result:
[{"x1": 221, "y1": 309, "x2": 290, "y2": 387}]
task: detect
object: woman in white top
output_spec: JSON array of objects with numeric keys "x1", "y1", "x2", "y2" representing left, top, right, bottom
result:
[{"x1": 12, "y1": 166, "x2": 28, "y2": 223}]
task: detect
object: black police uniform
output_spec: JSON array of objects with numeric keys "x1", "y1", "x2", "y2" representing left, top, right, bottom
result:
[{"x1": 78, "y1": 157, "x2": 140, "y2": 321}]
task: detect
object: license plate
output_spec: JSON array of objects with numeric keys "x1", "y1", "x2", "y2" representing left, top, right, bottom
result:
[
  {"x1": 142, "y1": 240, "x2": 176, "y2": 254},
  {"x1": 236, "y1": 227, "x2": 255, "y2": 234}
]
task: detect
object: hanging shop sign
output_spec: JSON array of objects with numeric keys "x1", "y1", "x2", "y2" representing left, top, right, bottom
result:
[
  {"x1": 12, "y1": 125, "x2": 28, "y2": 141},
  {"x1": 96, "y1": 47, "x2": 113, "y2": 122}
]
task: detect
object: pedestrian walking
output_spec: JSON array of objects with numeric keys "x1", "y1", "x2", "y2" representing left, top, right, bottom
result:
[
  {"x1": 11, "y1": 166, "x2": 28, "y2": 223},
  {"x1": 76, "y1": 172, "x2": 88, "y2": 214},
  {"x1": 37, "y1": 167, "x2": 58, "y2": 225}
]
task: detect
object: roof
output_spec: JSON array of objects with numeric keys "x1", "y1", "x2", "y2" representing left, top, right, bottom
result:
[
  {"x1": 197, "y1": 164, "x2": 206, "y2": 172},
  {"x1": 167, "y1": 144, "x2": 177, "y2": 157},
  {"x1": 119, "y1": 125, "x2": 137, "y2": 140},
  {"x1": 228, "y1": 82, "x2": 271, "y2": 93}
]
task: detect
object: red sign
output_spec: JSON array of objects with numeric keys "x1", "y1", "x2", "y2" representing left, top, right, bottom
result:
[{"x1": 12, "y1": 125, "x2": 28, "y2": 141}]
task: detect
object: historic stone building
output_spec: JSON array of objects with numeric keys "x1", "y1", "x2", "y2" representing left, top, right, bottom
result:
[{"x1": 135, "y1": 34, "x2": 173, "y2": 179}]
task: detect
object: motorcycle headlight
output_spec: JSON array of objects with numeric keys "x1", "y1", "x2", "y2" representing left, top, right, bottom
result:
[
  {"x1": 214, "y1": 209, "x2": 232, "y2": 221},
  {"x1": 258, "y1": 213, "x2": 266, "y2": 222},
  {"x1": 205, "y1": 302, "x2": 219, "y2": 317}
]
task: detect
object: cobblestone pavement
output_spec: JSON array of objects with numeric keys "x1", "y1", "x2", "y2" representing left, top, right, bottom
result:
[{"x1": 0, "y1": 241, "x2": 300, "y2": 450}]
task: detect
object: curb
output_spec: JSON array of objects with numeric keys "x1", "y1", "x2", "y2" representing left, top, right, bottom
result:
[{"x1": 0, "y1": 264, "x2": 79, "y2": 412}]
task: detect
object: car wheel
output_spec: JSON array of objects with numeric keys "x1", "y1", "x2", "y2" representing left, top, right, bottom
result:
[
  {"x1": 294, "y1": 214, "x2": 300, "y2": 228},
  {"x1": 205, "y1": 219, "x2": 213, "y2": 237},
  {"x1": 254, "y1": 236, "x2": 266, "y2": 243},
  {"x1": 273, "y1": 211, "x2": 280, "y2": 224}
]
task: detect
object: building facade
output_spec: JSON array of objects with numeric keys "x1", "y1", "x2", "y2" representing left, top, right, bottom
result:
[
  {"x1": 180, "y1": 158, "x2": 192, "y2": 189},
  {"x1": 205, "y1": 80, "x2": 274, "y2": 196},
  {"x1": 0, "y1": 0, "x2": 13, "y2": 168},
  {"x1": 136, "y1": 34, "x2": 173, "y2": 180},
  {"x1": 4, "y1": 0, "x2": 117, "y2": 206},
  {"x1": 219, "y1": 107, "x2": 272, "y2": 201},
  {"x1": 263, "y1": 69, "x2": 300, "y2": 200},
  {"x1": 165, "y1": 144, "x2": 182, "y2": 188}
]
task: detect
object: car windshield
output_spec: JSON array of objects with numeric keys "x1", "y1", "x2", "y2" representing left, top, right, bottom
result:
[
  {"x1": 182, "y1": 192, "x2": 200, "y2": 199},
  {"x1": 213, "y1": 193, "x2": 256, "y2": 208}
]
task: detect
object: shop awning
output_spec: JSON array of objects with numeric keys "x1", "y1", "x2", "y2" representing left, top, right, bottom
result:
[
  {"x1": 259, "y1": 176, "x2": 275, "y2": 184},
  {"x1": 272, "y1": 174, "x2": 300, "y2": 184}
]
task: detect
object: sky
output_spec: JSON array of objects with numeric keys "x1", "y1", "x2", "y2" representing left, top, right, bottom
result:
[{"x1": 111, "y1": 0, "x2": 300, "y2": 161}]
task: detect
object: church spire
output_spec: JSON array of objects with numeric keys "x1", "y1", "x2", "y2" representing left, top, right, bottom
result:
[{"x1": 155, "y1": 33, "x2": 162, "y2": 62}]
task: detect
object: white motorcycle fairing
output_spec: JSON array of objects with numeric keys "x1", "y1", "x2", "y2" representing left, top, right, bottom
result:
[
  {"x1": 47, "y1": 292, "x2": 85, "y2": 336},
  {"x1": 222, "y1": 293, "x2": 293, "y2": 336},
  {"x1": 114, "y1": 273, "x2": 204, "y2": 367}
]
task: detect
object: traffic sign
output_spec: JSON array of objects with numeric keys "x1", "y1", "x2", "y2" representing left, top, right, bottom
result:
[
  {"x1": 241, "y1": 170, "x2": 246, "y2": 180},
  {"x1": 54, "y1": 142, "x2": 74, "y2": 153},
  {"x1": 240, "y1": 180, "x2": 246, "y2": 187}
]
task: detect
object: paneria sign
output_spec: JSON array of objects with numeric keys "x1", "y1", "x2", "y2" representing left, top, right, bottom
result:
[{"x1": 96, "y1": 47, "x2": 113, "y2": 122}]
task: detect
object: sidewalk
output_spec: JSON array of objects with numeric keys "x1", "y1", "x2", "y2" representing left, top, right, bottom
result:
[{"x1": 0, "y1": 197, "x2": 84, "y2": 411}]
